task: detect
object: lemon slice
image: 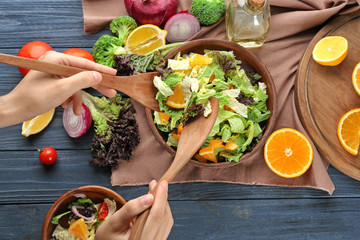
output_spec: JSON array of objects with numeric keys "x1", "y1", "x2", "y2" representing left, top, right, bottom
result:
[
  {"x1": 125, "y1": 24, "x2": 167, "y2": 55},
  {"x1": 21, "y1": 108, "x2": 55, "y2": 137}
]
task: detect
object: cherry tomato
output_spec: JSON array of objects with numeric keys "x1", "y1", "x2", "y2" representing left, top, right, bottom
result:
[
  {"x1": 38, "y1": 146, "x2": 57, "y2": 165},
  {"x1": 63, "y1": 48, "x2": 95, "y2": 62},
  {"x1": 18, "y1": 41, "x2": 53, "y2": 76},
  {"x1": 97, "y1": 202, "x2": 109, "y2": 219}
]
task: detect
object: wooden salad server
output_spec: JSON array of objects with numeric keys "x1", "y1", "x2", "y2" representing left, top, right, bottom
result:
[
  {"x1": 0, "y1": 52, "x2": 160, "y2": 111},
  {"x1": 129, "y1": 96, "x2": 219, "y2": 240}
]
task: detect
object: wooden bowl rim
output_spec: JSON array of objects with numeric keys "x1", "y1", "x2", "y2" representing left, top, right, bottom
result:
[
  {"x1": 145, "y1": 38, "x2": 277, "y2": 168},
  {"x1": 41, "y1": 185, "x2": 126, "y2": 240}
]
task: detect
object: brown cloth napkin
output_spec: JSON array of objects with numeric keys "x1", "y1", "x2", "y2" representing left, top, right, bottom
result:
[{"x1": 82, "y1": 0, "x2": 360, "y2": 194}]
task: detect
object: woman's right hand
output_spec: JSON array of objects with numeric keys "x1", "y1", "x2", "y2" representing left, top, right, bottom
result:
[{"x1": 95, "y1": 180, "x2": 173, "y2": 240}]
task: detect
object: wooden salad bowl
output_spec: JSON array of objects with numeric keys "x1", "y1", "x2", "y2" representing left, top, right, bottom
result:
[
  {"x1": 41, "y1": 185, "x2": 126, "y2": 240},
  {"x1": 145, "y1": 38, "x2": 277, "y2": 168}
]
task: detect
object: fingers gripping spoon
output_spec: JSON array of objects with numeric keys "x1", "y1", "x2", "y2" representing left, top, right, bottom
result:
[{"x1": 0, "y1": 52, "x2": 160, "y2": 111}]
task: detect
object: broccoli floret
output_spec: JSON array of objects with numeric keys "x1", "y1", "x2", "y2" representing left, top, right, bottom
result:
[
  {"x1": 190, "y1": 0, "x2": 226, "y2": 25},
  {"x1": 109, "y1": 16, "x2": 137, "y2": 46},
  {"x1": 92, "y1": 35, "x2": 127, "y2": 67}
]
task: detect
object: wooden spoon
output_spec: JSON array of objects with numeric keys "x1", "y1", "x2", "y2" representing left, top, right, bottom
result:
[
  {"x1": 0, "y1": 52, "x2": 160, "y2": 111},
  {"x1": 129, "y1": 96, "x2": 219, "y2": 240}
]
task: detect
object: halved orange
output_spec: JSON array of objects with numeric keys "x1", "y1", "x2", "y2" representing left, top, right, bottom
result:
[
  {"x1": 352, "y1": 63, "x2": 360, "y2": 96},
  {"x1": 21, "y1": 108, "x2": 55, "y2": 137},
  {"x1": 264, "y1": 128, "x2": 313, "y2": 178},
  {"x1": 125, "y1": 24, "x2": 167, "y2": 55},
  {"x1": 166, "y1": 83, "x2": 185, "y2": 109},
  {"x1": 68, "y1": 218, "x2": 88, "y2": 240},
  {"x1": 337, "y1": 108, "x2": 360, "y2": 155},
  {"x1": 189, "y1": 54, "x2": 212, "y2": 68},
  {"x1": 312, "y1": 36, "x2": 348, "y2": 66}
]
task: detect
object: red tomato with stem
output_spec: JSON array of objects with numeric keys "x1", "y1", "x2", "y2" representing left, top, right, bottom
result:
[
  {"x1": 63, "y1": 48, "x2": 94, "y2": 62},
  {"x1": 97, "y1": 202, "x2": 109, "y2": 219},
  {"x1": 18, "y1": 41, "x2": 53, "y2": 76},
  {"x1": 38, "y1": 146, "x2": 57, "y2": 165}
]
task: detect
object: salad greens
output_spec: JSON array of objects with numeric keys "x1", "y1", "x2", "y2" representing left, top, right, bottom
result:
[
  {"x1": 153, "y1": 50, "x2": 270, "y2": 163},
  {"x1": 81, "y1": 91, "x2": 140, "y2": 169}
]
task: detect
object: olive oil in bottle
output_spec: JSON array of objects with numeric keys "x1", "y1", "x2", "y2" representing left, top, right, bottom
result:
[{"x1": 226, "y1": 0, "x2": 270, "y2": 48}]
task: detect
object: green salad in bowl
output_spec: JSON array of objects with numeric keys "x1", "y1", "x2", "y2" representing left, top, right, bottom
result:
[{"x1": 146, "y1": 39, "x2": 276, "y2": 166}]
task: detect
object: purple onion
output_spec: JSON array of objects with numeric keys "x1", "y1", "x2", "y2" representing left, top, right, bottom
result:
[
  {"x1": 63, "y1": 103, "x2": 92, "y2": 138},
  {"x1": 164, "y1": 13, "x2": 201, "y2": 42},
  {"x1": 71, "y1": 205, "x2": 95, "y2": 222}
]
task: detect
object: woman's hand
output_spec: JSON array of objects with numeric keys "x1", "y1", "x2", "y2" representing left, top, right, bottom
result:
[
  {"x1": 95, "y1": 180, "x2": 174, "y2": 240},
  {"x1": 0, "y1": 51, "x2": 117, "y2": 127}
]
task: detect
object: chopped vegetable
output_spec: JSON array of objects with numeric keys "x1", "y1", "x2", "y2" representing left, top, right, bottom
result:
[
  {"x1": 164, "y1": 13, "x2": 201, "y2": 43},
  {"x1": 113, "y1": 42, "x2": 185, "y2": 75},
  {"x1": 51, "y1": 211, "x2": 71, "y2": 224},
  {"x1": 92, "y1": 35, "x2": 127, "y2": 67},
  {"x1": 190, "y1": 0, "x2": 227, "y2": 25},
  {"x1": 81, "y1": 91, "x2": 140, "y2": 169},
  {"x1": 109, "y1": 16, "x2": 138, "y2": 46},
  {"x1": 71, "y1": 205, "x2": 96, "y2": 222},
  {"x1": 124, "y1": 0, "x2": 178, "y2": 26},
  {"x1": 97, "y1": 202, "x2": 109, "y2": 219},
  {"x1": 63, "y1": 103, "x2": 92, "y2": 138}
]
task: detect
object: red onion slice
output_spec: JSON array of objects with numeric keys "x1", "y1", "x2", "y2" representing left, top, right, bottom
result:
[
  {"x1": 71, "y1": 205, "x2": 95, "y2": 222},
  {"x1": 164, "y1": 13, "x2": 201, "y2": 42},
  {"x1": 63, "y1": 103, "x2": 92, "y2": 138}
]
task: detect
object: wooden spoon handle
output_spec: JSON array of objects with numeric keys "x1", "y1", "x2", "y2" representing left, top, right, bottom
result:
[
  {"x1": 129, "y1": 97, "x2": 219, "y2": 240},
  {"x1": 0, "y1": 52, "x2": 84, "y2": 77}
]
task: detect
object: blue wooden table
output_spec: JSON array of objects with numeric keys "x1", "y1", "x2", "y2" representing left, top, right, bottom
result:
[{"x1": 1, "y1": 1, "x2": 360, "y2": 239}]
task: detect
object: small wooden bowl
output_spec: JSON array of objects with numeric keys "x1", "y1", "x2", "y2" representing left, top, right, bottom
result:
[
  {"x1": 41, "y1": 185, "x2": 126, "y2": 240},
  {"x1": 145, "y1": 38, "x2": 277, "y2": 168}
]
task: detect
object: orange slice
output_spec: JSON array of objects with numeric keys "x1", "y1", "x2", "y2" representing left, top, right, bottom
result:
[
  {"x1": 68, "y1": 218, "x2": 88, "y2": 240},
  {"x1": 224, "y1": 140, "x2": 238, "y2": 151},
  {"x1": 21, "y1": 108, "x2": 55, "y2": 137},
  {"x1": 337, "y1": 108, "x2": 360, "y2": 156},
  {"x1": 171, "y1": 132, "x2": 181, "y2": 140},
  {"x1": 264, "y1": 128, "x2": 313, "y2": 178},
  {"x1": 158, "y1": 112, "x2": 171, "y2": 125},
  {"x1": 199, "y1": 146, "x2": 217, "y2": 163},
  {"x1": 312, "y1": 36, "x2": 348, "y2": 66},
  {"x1": 125, "y1": 24, "x2": 167, "y2": 55},
  {"x1": 177, "y1": 124, "x2": 183, "y2": 135},
  {"x1": 189, "y1": 54, "x2": 212, "y2": 68},
  {"x1": 352, "y1": 62, "x2": 360, "y2": 96},
  {"x1": 166, "y1": 83, "x2": 185, "y2": 109},
  {"x1": 209, "y1": 139, "x2": 224, "y2": 149}
]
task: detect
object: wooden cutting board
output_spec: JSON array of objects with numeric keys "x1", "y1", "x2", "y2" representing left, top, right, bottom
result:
[{"x1": 295, "y1": 10, "x2": 360, "y2": 180}]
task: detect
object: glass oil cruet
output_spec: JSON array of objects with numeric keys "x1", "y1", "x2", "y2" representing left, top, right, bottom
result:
[{"x1": 226, "y1": 0, "x2": 270, "y2": 48}]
